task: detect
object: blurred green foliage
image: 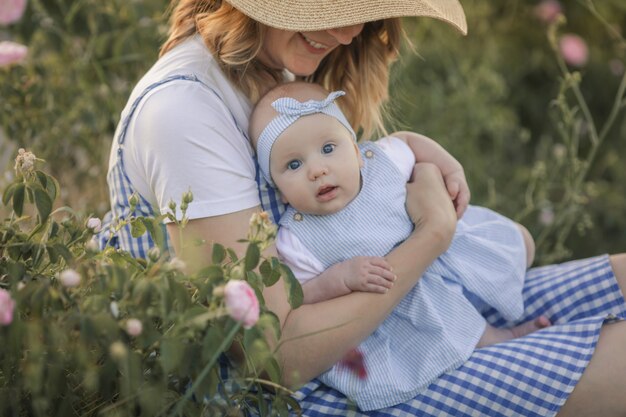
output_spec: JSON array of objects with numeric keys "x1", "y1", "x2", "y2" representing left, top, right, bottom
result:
[
  {"x1": 1, "y1": 0, "x2": 626, "y2": 263},
  {"x1": 1, "y1": 156, "x2": 302, "y2": 416},
  {"x1": 390, "y1": 0, "x2": 626, "y2": 263}
]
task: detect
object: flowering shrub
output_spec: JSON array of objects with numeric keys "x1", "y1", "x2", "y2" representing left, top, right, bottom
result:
[
  {"x1": 0, "y1": 153, "x2": 304, "y2": 416},
  {"x1": 392, "y1": 0, "x2": 626, "y2": 263}
]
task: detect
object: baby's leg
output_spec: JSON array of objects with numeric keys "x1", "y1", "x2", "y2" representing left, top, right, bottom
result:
[
  {"x1": 477, "y1": 316, "x2": 551, "y2": 348},
  {"x1": 516, "y1": 223, "x2": 535, "y2": 267}
]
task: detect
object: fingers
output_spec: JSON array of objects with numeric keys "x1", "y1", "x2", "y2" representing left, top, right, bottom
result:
[
  {"x1": 350, "y1": 257, "x2": 397, "y2": 293},
  {"x1": 444, "y1": 172, "x2": 471, "y2": 219},
  {"x1": 446, "y1": 180, "x2": 460, "y2": 199},
  {"x1": 454, "y1": 186, "x2": 470, "y2": 218}
]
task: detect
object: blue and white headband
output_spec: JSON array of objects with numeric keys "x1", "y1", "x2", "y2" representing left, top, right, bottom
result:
[{"x1": 256, "y1": 90, "x2": 357, "y2": 187}]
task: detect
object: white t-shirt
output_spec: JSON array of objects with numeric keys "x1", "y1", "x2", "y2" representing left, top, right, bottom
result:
[
  {"x1": 107, "y1": 35, "x2": 259, "y2": 221},
  {"x1": 276, "y1": 136, "x2": 415, "y2": 282}
]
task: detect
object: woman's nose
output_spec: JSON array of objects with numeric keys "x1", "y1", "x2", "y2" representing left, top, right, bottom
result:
[{"x1": 326, "y1": 23, "x2": 364, "y2": 45}]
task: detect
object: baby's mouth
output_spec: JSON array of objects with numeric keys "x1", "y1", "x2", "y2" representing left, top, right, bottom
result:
[
  {"x1": 317, "y1": 185, "x2": 339, "y2": 201},
  {"x1": 317, "y1": 185, "x2": 337, "y2": 197}
]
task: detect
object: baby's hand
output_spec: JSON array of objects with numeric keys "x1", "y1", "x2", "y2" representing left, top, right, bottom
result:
[
  {"x1": 443, "y1": 170, "x2": 470, "y2": 219},
  {"x1": 331, "y1": 257, "x2": 396, "y2": 294}
]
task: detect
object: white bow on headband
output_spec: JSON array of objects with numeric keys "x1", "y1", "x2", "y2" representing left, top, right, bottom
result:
[{"x1": 256, "y1": 90, "x2": 356, "y2": 187}]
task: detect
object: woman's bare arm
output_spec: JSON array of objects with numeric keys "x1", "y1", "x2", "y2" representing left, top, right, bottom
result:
[{"x1": 167, "y1": 163, "x2": 456, "y2": 386}]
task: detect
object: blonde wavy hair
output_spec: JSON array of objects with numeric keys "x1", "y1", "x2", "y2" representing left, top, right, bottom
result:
[{"x1": 161, "y1": 0, "x2": 402, "y2": 139}]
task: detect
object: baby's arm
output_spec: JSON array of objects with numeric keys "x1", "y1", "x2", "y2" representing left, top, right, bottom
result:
[
  {"x1": 391, "y1": 131, "x2": 470, "y2": 218},
  {"x1": 303, "y1": 257, "x2": 397, "y2": 304},
  {"x1": 277, "y1": 227, "x2": 396, "y2": 304}
]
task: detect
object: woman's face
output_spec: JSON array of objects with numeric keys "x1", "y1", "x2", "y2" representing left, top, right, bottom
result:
[{"x1": 257, "y1": 24, "x2": 365, "y2": 76}]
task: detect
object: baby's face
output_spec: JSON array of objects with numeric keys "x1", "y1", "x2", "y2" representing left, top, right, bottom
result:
[{"x1": 270, "y1": 113, "x2": 362, "y2": 215}]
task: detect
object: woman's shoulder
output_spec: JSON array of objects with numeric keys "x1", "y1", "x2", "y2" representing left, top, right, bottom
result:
[{"x1": 126, "y1": 35, "x2": 251, "y2": 128}]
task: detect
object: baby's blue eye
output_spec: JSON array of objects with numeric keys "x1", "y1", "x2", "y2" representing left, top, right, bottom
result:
[
  {"x1": 322, "y1": 144, "x2": 335, "y2": 154},
  {"x1": 287, "y1": 160, "x2": 302, "y2": 170}
]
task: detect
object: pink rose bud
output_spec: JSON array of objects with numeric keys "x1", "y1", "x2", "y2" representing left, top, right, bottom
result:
[
  {"x1": 559, "y1": 34, "x2": 589, "y2": 67},
  {"x1": 539, "y1": 207, "x2": 555, "y2": 226},
  {"x1": 534, "y1": 0, "x2": 562, "y2": 24},
  {"x1": 0, "y1": 289, "x2": 16, "y2": 326},
  {"x1": 0, "y1": 0, "x2": 27, "y2": 25},
  {"x1": 59, "y1": 268, "x2": 81, "y2": 287},
  {"x1": 0, "y1": 41, "x2": 27, "y2": 67},
  {"x1": 339, "y1": 348, "x2": 367, "y2": 379},
  {"x1": 224, "y1": 280, "x2": 259, "y2": 329},
  {"x1": 86, "y1": 217, "x2": 102, "y2": 233},
  {"x1": 125, "y1": 318, "x2": 143, "y2": 337}
]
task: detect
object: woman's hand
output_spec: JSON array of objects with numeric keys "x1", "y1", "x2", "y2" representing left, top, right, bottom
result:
[
  {"x1": 392, "y1": 131, "x2": 470, "y2": 218},
  {"x1": 405, "y1": 162, "x2": 457, "y2": 254}
]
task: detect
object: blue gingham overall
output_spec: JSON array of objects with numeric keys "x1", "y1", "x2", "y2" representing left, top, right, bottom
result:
[{"x1": 97, "y1": 74, "x2": 285, "y2": 256}]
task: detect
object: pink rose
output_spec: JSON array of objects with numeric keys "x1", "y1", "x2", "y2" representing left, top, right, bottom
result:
[
  {"x1": 0, "y1": 0, "x2": 27, "y2": 25},
  {"x1": 0, "y1": 41, "x2": 27, "y2": 67},
  {"x1": 224, "y1": 280, "x2": 259, "y2": 329},
  {"x1": 87, "y1": 217, "x2": 102, "y2": 233},
  {"x1": 0, "y1": 289, "x2": 16, "y2": 326},
  {"x1": 534, "y1": 0, "x2": 562, "y2": 24},
  {"x1": 559, "y1": 34, "x2": 589, "y2": 67},
  {"x1": 59, "y1": 269, "x2": 81, "y2": 287},
  {"x1": 125, "y1": 318, "x2": 143, "y2": 337}
]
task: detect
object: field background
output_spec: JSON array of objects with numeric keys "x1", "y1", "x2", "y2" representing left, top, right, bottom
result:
[{"x1": 2, "y1": 0, "x2": 626, "y2": 265}]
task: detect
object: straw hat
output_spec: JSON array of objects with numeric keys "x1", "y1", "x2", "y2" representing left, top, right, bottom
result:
[{"x1": 226, "y1": 0, "x2": 467, "y2": 35}]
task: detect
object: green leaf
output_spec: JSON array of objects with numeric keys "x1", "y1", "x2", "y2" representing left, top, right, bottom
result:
[
  {"x1": 2, "y1": 182, "x2": 21, "y2": 206},
  {"x1": 198, "y1": 265, "x2": 223, "y2": 281},
  {"x1": 33, "y1": 187, "x2": 52, "y2": 223},
  {"x1": 226, "y1": 248, "x2": 238, "y2": 263},
  {"x1": 11, "y1": 183, "x2": 25, "y2": 216},
  {"x1": 246, "y1": 270, "x2": 262, "y2": 288},
  {"x1": 46, "y1": 245, "x2": 59, "y2": 263},
  {"x1": 141, "y1": 217, "x2": 164, "y2": 249},
  {"x1": 52, "y1": 243, "x2": 73, "y2": 263},
  {"x1": 6, "y1": 261, "x2": 26, "y2": 282},
  {"x1": 130, "y1": 218, "x2": 147, "y2": 238},
  {"x1": 281, "y1": 264, "x2": 303, "y2": 309},
  {"x1": 264, "y1": 357, "x2": 282, "y2": 384},
  {"x1": 260, "y1": 259, "x2": 281, "y2": 287},
  {"x1": 259, "y1": 259, "x2": 271, "y2": 278},
  {"x1": 47, "y1": 174, "x2": 59, "y2": 201},
  {"x1": 35, "y1": 170, "x2": 48, "y2": 190},
  {"x1": 161, "y1": 338, "x2": 185, "y2": 373},
  {"x1": 49, "y1": 221, "x2": 60, "y2": 239},
  {"x1": 211, "y1": 243, "x2": 225, "y2": 264},
  {"x1": 247, "y1": 274, "x2": 265, "y2": 306},
  {"x1": 257, "y1": 311, "x2": 281, "y2": 341},
  {"x1": 202, "y1": 326, "x2": 226, "y2": 363},
  {"x1": 244, "y1": 244, "x2": 260, "y2": 271}
]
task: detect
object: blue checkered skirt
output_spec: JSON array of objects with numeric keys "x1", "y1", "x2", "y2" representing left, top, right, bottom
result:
[{"x1": 293, "y1": 254, "x2": 625, "y2": 416}]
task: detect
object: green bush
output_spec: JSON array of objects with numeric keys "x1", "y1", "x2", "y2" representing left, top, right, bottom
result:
[
  {"x1": 0, "y1": 152, "x2": 303, "y2": 416},
  {"x1": 390, "y1": 0, "x2": 626, "y2": 263}
]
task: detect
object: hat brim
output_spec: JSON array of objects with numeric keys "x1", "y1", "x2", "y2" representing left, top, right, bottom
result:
[{"x1": 226, "y1": 0, "x2": 467, "y2": 35}]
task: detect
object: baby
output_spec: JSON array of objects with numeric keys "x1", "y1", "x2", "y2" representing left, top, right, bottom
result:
[{"x1": 250, "y1": 81, "x2": 549, "y2": 410}]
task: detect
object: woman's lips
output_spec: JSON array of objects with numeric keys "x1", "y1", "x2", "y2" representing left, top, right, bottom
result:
[{"x1": 299, "y1": 33, "x2": 331, "y2": 55}]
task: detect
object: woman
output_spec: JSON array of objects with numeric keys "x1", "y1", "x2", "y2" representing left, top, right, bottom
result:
[{"x1": 102, "y1": 0, "x2": 626, "y2": 415}]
